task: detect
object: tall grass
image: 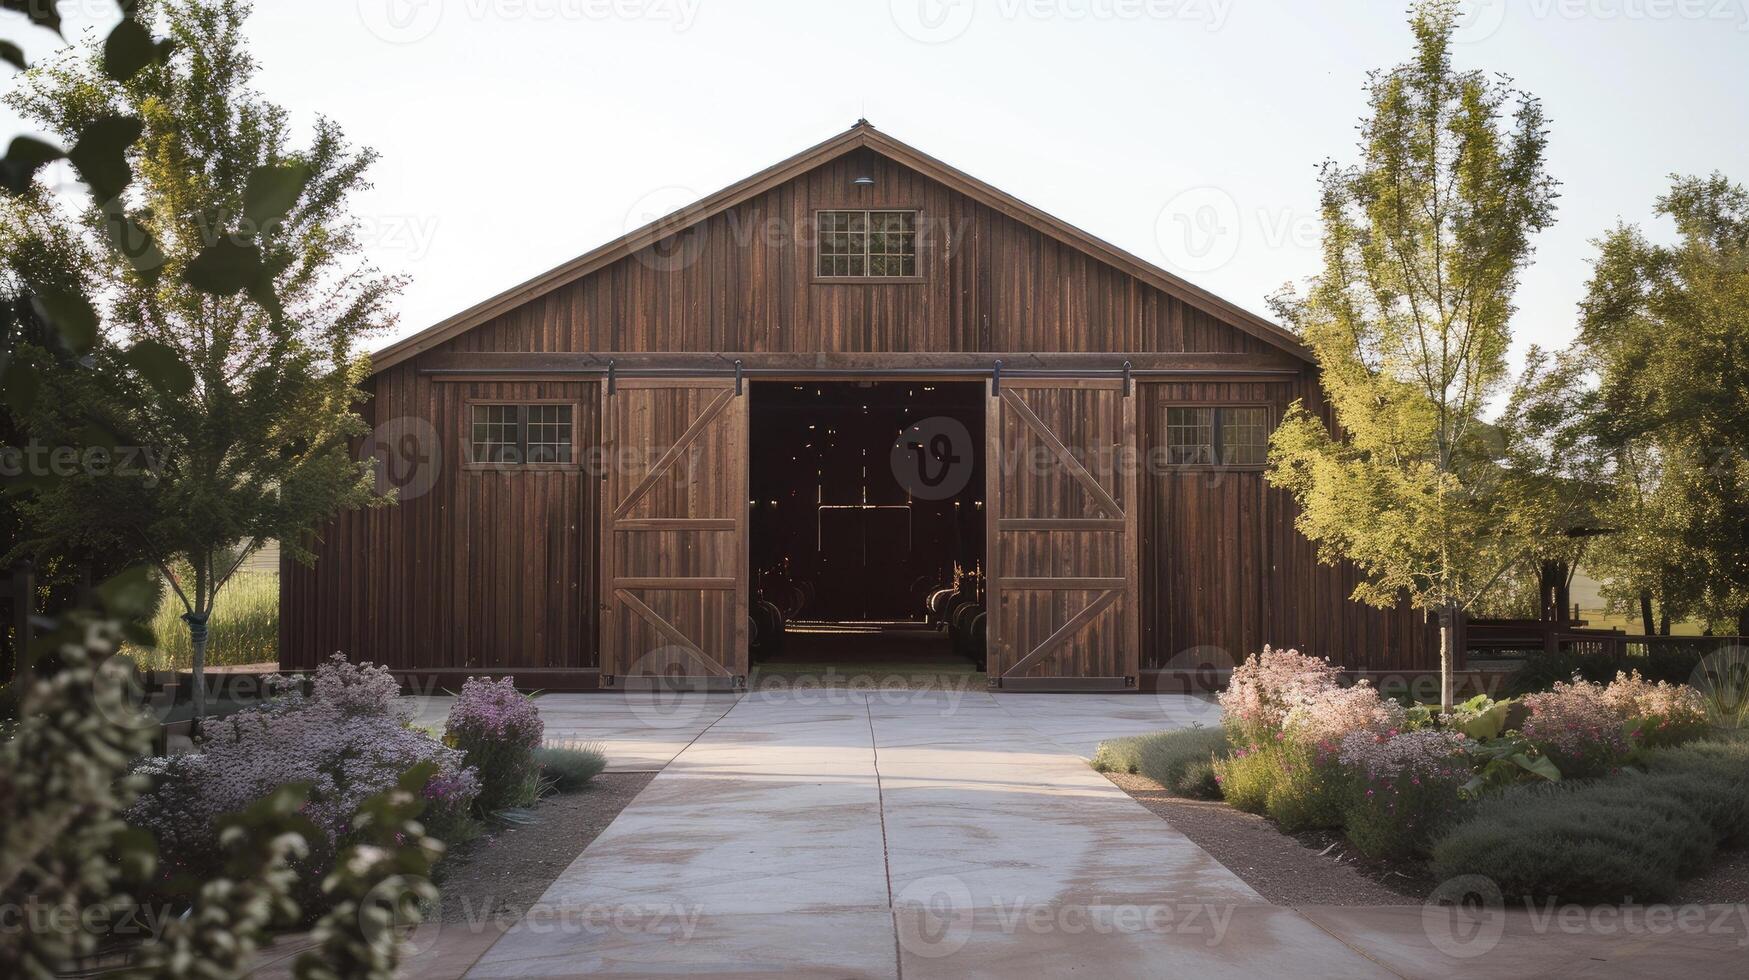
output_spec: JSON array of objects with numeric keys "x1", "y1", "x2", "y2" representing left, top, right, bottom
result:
[{"x1": 127, "y1": 571, "x2": 280, "y2": 670}]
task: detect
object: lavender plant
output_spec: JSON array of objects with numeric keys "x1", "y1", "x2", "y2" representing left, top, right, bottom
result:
[{"x1": 444, "y1": 676, "x2": 544, "y2": 813}]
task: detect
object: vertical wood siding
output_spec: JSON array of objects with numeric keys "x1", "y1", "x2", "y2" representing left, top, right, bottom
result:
[{"x1": 282, "y1": 153, "x2": 1433, "y2": 674}]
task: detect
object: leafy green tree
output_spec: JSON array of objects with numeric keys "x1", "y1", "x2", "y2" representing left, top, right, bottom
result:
[
  {"x1": 1266, "y1": 0, "x2": 1559, "y2": 709},
  {"x1": 4, "y1": 0, "x2": 398, "y2": 720},
  {"x1": 1572, "y1": 173, "x2": 1749, "y2": 635}
]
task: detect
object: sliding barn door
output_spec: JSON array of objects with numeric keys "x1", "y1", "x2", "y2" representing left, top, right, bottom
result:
[
  {"x1": 987, "y1": 379, "x2": 1139, "y2": 690},
  {"x1": 601, "y1": 379, "x2": 747, "y2": 689}
]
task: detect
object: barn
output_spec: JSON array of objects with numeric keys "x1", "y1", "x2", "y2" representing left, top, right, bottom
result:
[{"x1": 280, "y1": 122, "x2": 1434, "y2": 692}]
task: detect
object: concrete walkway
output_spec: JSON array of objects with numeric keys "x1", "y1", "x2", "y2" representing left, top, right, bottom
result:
[{"x1": 462, "y1": 689, "x2": 1387, "y2": 978}]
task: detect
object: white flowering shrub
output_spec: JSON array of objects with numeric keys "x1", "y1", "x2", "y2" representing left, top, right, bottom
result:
[
  {"x1": 1282, "y1": 682, "x2": 1406, "y2": 752},
  {"x1": 1218, "y1": 645, "x2": 1345, "y2": 746},
  {"x1": 126, "y1": 654, "x2": 479, "y2": 900}
]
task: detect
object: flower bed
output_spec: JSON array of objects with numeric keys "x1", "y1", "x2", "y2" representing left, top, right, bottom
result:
[
  {"x1": 127, "y1": 654, "x2": 481, "y2": 909},
  {"x1": 1101, "y1": 646, "x2": 1734, "y2": 900}
]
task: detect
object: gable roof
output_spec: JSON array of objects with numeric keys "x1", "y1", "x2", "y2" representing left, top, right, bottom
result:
[{"x1": 370, "y1": 121, "x2": 1309, "y2": 373}]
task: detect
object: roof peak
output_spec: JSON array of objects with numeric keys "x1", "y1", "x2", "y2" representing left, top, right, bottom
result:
[{"x1": 367, "y1": 123, "x2": 1307, "y2": 373}]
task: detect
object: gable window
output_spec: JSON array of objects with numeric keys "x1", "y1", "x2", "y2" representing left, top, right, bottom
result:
[
  {"x1": 816, "y1": 210, "x2": 917, "y2": 278},
  {"x1": 470, "y1": 403, "x2": 574, "y2": 465},
  {"x1": 1164, "y1": 405, "x2": 1271, "y2": 467}
]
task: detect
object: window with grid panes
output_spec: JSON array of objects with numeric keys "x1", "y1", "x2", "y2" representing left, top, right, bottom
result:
[
  {"x1": 1218, "y1": 406, "x2": 1270, "y2": 466},
  {"x1": 471, "y1": 404, "x2": 521, "y2": 463},
  {"x1": 816, "y1": 210, "x2": 917, "y2": 278},
  {"x1": 1164, "y1": 408, "x2": 1214, "y2": 465},
  {"x1": 1164, "y1": 406, "x2": 1272, "y2": 467},
  {"x1": 470, "y1": 404, "x2": 574, "y2": 465}
]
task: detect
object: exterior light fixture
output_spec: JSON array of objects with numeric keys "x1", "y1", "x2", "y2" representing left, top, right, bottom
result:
[{"x1": 850, "y1": 147, "x2": 876, "y2": 186}]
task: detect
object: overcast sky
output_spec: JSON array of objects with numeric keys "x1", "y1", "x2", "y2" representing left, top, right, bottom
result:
[{"x1": 10, "y1": 0, "x2": 1748, "y2": 365}]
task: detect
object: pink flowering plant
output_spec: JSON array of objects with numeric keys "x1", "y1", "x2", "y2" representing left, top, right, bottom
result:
[
  {"x1": 1282, "y1": 682, "x2": 1406, "y2": 755},
  {"x1": 1337, "y1": 728, "x2": 1473, "y2": 857},
  {"x1": 1518, "y1": 677, "x2": 1632, "y2": 778},
  {"x1": 1512, "y1": 670, "x2": 1707, "y2": 777},
  {"x1": 445, "y1": 676, "x2": 545, "y2": 812},
  {"x1": 126, "y1": 655, "x2": 480, "y2": 905},
  {"x1": 1600, "y1": 670, "x2": 1709, "y2": 747}
]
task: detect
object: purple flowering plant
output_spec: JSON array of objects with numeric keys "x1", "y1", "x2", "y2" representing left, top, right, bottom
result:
[{"x1": 127, "y1": 654, "x2": 480, "y2": 893}]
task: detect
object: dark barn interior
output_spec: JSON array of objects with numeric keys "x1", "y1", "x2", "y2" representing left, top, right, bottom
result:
[{"x1": 748, "y1": 381, "x2": 985, "y2": 670}]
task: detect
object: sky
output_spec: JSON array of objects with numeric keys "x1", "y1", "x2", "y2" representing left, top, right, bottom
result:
[{"x1": 9, "y1": 0, "x2": 1749, "y2": 366}]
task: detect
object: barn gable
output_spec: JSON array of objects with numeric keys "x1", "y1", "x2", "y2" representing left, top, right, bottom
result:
[{"x1": 371, "y1": 121, "x2": 1309, "y2": 371}]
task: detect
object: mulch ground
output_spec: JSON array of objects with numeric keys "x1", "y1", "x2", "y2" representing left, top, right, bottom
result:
[
  {"x1": 435, "y1": 771, "x2": 655, "y2": 925},
  {"x1": 1109, "y1": 771, "x2": 1749, "y2": 907}
]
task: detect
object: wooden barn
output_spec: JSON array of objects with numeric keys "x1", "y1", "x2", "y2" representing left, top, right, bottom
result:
[{"x1": 280, "y1": 122, "x2": 1435, "y2": 691}]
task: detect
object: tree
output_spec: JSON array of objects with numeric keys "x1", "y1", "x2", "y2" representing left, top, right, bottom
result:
[
  {"x1": 1572, "y1": 173, "x2": 1749, "y2": 635},
  {"x1": 3, "y1": 7, "x2": 437, "y2": 975},
  {"x1": 3, "y1": 0, "x2": 398, "y2": 721},
  {"x1": 1266, "y1": 0, "x2": 1559, "y2": 709}
]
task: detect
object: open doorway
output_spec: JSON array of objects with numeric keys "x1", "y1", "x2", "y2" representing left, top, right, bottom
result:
[{"x1": 748, "y1": 380, "x2": 986, "y2": 682}]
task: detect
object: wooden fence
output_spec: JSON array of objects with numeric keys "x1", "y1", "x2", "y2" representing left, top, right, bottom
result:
[{"x1": 1463, "y1": 615, "x2": 1746, "y2": 665}]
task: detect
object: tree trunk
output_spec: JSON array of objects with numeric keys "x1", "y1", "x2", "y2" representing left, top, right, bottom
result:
[
  {"x1": 1639, "y1": 590, "x2": 1656, "y2": 637},
  {"x1": 183, "y1": 611, "x2": 210, "y2": 727},
  {"x1": 1738, "y1": 605, "x2": 1749, "y2": 640},
  {"x1": 1437, "y1": 603, "x2": 1458, "y2": 712},
  {"x1": 1659, "y1": 609, "x2": 1670, "y2": 637}
]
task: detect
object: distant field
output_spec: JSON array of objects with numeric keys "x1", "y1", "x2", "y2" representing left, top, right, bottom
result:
[{"x1": 1570, "y1": 569, "x2": 1710, "y2": 635}]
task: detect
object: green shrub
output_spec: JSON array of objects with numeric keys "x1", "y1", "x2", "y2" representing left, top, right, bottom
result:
[
  {"x1": 1092, "y1": 727, "x2": 1229, "y2": 798},
  {"x1": 1090, "y1": 734, "x2": 1151, "y2": 774},
  {"x1": 1176, "y1": 758, "x2": 1222, "y2": 800},
  {"x1": 1429, "y1": 769, "x2": 1749, "y2": 902},
  {"x1": 1639, "y1": 736, "x2": 1749, "y2": 777},
  {"x1": 1133, "y1": 727, "x2": 1228, "y2": 796},
  {"x1": 1343, "y1": 779, "x2": 1466, "y2": 859},
  {"x1": 1213, "y1": 740, "x2": 1346, "y2": 829},
  {"x1": 1636, "y1": 738, "x2": 1749, "y2": 842},
  {"x1": 1263, "y1": 743, "x2": 1347, "y2": 832},
  {"x1": 536, "y1": 742, "x2": 608, "y2": 792},
  {"x1": 1213, "y1": 745, "x2": 1277, "y2": 814}
]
